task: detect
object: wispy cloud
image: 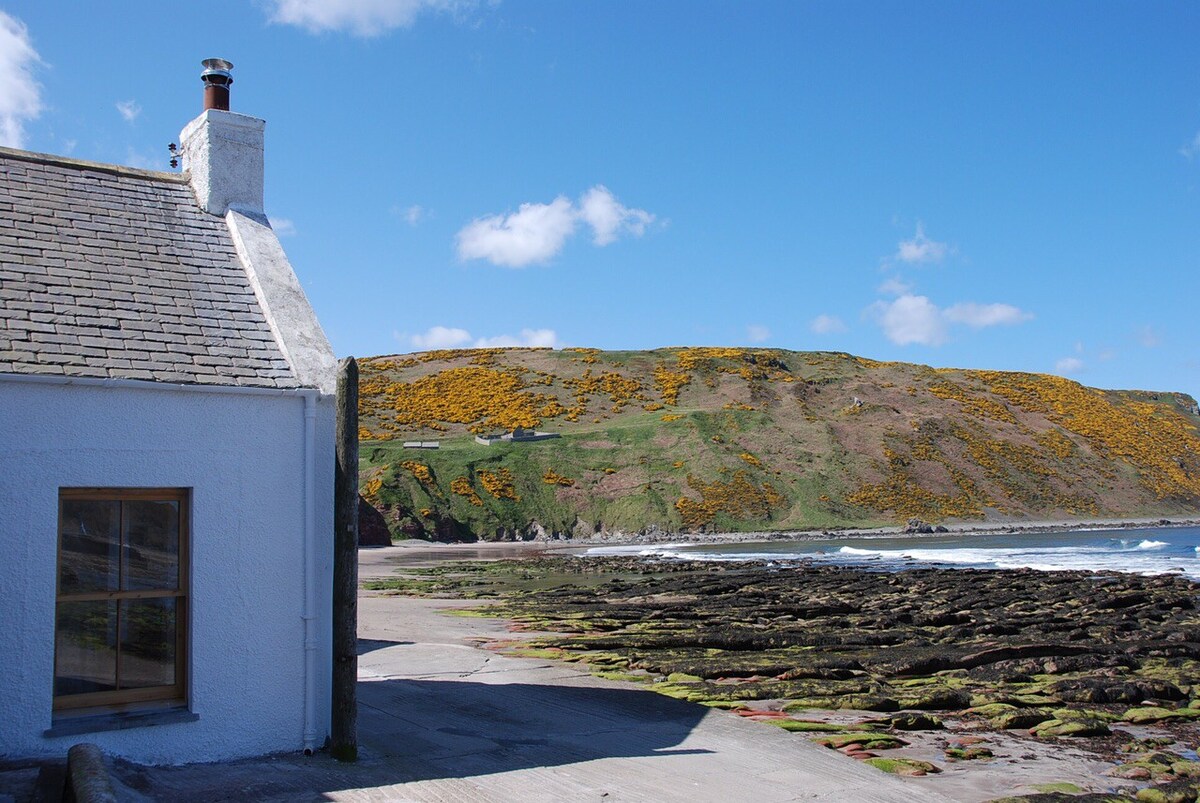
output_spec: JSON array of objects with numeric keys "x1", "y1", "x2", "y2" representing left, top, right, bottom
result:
[
  {"x1": 122, "y1": 147, "x2": 160, "y2": 171},
  {"x1": 869, "y1": 294, "x2": 1032, "y2": 346},
  {"x1": 457, "y1": 185, "x2": 655, "y2": 268},
  {"x1": 270, "y1": 216, "x2": 297, "y2": 237},
  {"x1": 1181, "y1": 131, "x2": 1200, "y2": 160},
  {"x1": 474, "y1": 328, "x2": 561, "y2": 348},
  {"x1": 267, "y1": 0, "x2": 480, "y2": 37},
  {"x1": 116, "y1": 99, "x2": 141, "y2": 123},
  {"x1": 894, "y1": 223, "x2": 949, "y2": 265},
  {"x1": 943, "y1": 302, "x2": 1033, "y2": 328},
  {"x1": 1055, "y1": 357, "x2": 1084, "y2": 375},
  {"x1": 404, "y1": 325, "x2": 561, "y2": 350},
  {"x1": 0, "y1": 11, "x2": 42, "y2": 148},
  {"x1": 810, "y1": 314, "x2": 847, "y2": 335},
  {"x1": 409, "y1": 325, "x2": 472, "y2": 349},
  {"x1": 877, "y1": 277, "x2": 912, "y2": 296},
  {"x1": 1136, "y1": 325, "x2": 1160, "y2": 348},
  {"x1": 746, "y1": 324, "x2": 770, "y2": 343},
  {"x1": 396, "y1": 204, "x2": 426, "y2": 226}
]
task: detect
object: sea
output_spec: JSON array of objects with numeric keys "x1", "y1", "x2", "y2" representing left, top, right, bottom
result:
[{"x1": 587, "y1": 525, "x2": 1200, "y2": 580}]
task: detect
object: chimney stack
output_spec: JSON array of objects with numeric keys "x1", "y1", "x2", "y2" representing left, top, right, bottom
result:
[
  {"x1": 201, "y1": 58, "x2": 234, "y2": 111},
  {"x1": 180, "y1": 58, "x2": 265, "y2": 217}
]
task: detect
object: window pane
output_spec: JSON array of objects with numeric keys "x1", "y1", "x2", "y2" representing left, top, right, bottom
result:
[
  {"x1": 119, "y1": 598, "x2": 177, "y2": 690},
  {"x1": 59, "y1": 500, "x2": 120, "y2": 593},
  {"x1": 55, "y1": 601, "x2": 117, "y2": 696},
  {"x1": 122, "y1": 500, "x2": 179, "y2": 591}
]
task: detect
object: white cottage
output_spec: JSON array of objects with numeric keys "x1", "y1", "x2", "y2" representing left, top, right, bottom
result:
[{"x1": 0, "y1": 61, "x2": 337, "y2": 763}]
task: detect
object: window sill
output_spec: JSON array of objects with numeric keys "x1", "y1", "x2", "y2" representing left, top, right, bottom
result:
[{"x1": 44, "y1": 708, "x2": 199, "y2": 738}]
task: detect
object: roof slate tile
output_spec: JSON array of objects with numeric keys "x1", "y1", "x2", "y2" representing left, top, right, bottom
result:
[{"x1": 1, "y1": 149, "x2": 299, "y2": 388}]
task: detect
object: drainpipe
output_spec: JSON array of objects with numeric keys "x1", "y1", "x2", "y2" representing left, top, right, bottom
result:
[{"x1": 302, "y1": 390, "x2": 319, "y2": 753}]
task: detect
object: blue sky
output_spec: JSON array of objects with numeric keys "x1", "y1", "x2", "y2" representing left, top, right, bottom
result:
[{"x1": 3, "y1": 2, "x2": 1200, "y2": 399}]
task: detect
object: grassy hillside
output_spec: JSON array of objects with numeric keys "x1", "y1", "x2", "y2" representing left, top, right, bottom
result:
[{"x1": 356, "y1": 347, "x2": 1200, "y2": 541}]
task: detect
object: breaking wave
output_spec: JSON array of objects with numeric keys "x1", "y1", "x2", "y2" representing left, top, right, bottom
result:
[{"x1": 588, "y1": 527, "x2": 1200, "y2": 579}]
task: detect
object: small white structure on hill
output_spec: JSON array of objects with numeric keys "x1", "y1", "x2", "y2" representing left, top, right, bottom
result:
[
  {"x1": 475, "y1": 427, "x2": 562, "y2": 446},
  {"x1": 0, "y1": 61, "x2": 336, "y2": 764}
]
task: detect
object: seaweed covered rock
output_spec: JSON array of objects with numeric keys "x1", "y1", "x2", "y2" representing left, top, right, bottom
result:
[{"x1": 1029, "y1": 718, "x2": 1111, "y2": 738}]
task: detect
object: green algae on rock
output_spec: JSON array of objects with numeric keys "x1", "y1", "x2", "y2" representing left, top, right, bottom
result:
[
  {"x1": 1029, "y1": 718, "x2": 1111, "y2": 738},
  {"x1": 863, "y1": 757, "x2": 941, "y2": 776}
]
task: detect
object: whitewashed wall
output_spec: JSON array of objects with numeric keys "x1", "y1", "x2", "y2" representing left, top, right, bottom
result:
[{"x1": 0, "y1": 378, "x2": 334, "y2": 763}]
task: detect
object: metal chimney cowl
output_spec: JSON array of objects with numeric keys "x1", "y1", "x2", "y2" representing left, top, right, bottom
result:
[
  {"x1": 201, "y1": 58, "x2": 234, "y2": 111},
  {"x1": 179, "y1": 58, "x2": 266, "y2": 217}
]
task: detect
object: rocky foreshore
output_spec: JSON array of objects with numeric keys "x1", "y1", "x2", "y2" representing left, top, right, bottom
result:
[{"x1": 368, "y1": 554, "x2": 1200, "y2": 801}]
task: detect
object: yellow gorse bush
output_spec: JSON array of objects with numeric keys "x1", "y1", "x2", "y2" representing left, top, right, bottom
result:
[
  {"x1": 653, "y1": 365, "x2": 691, "y2": 406},
  {"x1": 478, "y1": 468, "x2": 520, "y2": 500},
  {"x1": 542, "y1": 470, "x2": 576, "y2": 487},
  {"x1": 927, "y1": 378, "x2": 1017, "y2": 424},
  {"x1": 381, "y1": 366, "x2": 553, "y2": 434},
  {"x1": 968, "y1": 371, "x2": 1200, "y2": 500},
  {"x1": 451, "y1": 476, "x2": 483, "y2": 506},
  {"x1": 675, "y1": 470, "x2": 786, "y2": 530}
]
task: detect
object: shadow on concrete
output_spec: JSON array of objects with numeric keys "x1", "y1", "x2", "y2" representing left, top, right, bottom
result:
[
  {"x1": 356, "y1": 638, "x2": 414, "y2": 655},
  {"x1": 112, "y1": 678, "x2": 712, "y2": 800},
  {"x1": 358, "y1": 678, "x2": 713, "y2": 777}
]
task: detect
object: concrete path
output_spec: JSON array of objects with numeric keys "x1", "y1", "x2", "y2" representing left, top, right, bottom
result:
[{"x1": 114, "y1": 547, "x2": 952, "y2": 802}]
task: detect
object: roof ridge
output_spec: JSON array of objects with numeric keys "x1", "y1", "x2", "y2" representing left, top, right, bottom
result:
[{"x1": 0, "y1": 145, "x2": 188, "y2": 184}]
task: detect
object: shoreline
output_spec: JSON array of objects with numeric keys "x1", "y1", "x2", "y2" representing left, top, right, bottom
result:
[
  {"x1": 374, "y1": 515, "x2": 1200, "y2": 558},
  {"x1": 364, "y1": 551, "x2": 1200, "y2": 802}
]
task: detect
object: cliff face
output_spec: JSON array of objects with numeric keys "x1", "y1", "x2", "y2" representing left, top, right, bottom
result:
[{"x1": 355, "y1": 347, "x2": 1200, "y2": 541}]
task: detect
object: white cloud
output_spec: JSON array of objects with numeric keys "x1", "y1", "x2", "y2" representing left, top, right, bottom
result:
[
  {"x1": 810, "y1": 314, "x2": 847, "y2": 335},
  {"x1": 457, "y1": 185, "x2": 655, "y2": 268},
  {"x1": 869, "y1": 294, "x2": 1031, "y2": 346},
  {"x1": 410, "y1": 326, "x2": 472, "y2": 349},
  {"x1": 267, "y1": 0, "x2": 474, "y2": 36},
  {"x1": 577, "y1": 185, "x2": 655, "y2": 245},
  {"x1": 943, "y1": 302, "x2": 1033, "y2": 328},
  {"x1": 877, "y1": 277, "x2": 912, "y2": 296},
  {"x1": 270, "y1": 216, "x2": 297, "y2": 237},
  {"x1": 1137, "y1": 325, "x2": 1160, "y2": 348},
  {"x1": 870, "y1": 294, "x2": 947, "y2": 346},
  {"x1": 0, "y1": 11, "x2": 42, "y2": 148},
  {"x1": 895, "y1": 223, "x2": 948, "y2": 264},
  {"x1": 122, "y1": 147, "x2": 159, "y2": 170},
  {"x1": 116, "y1": 100, "x2": 141, "y2": 123},
  {"x1": 1182, "y1": 131, "x2": 1200, "y2": 160},
  {"x1": 1055, "y1": 357, "x2": 1084, "y2": 375},
  {"x1": 406, "y1": 325, "x2": 561, "y2": 350},
  {"x1": 746, "y1": 324, "x2": 770, "y2": 343},
  {"x1": 473, "y1": 328, "x2": 561, "y2": 348},
  {"x1": 456, "y1": 196, "x2": 577, "y2": 268},
  {"x1": 400, "y1": 204, "x2": 425, "y2": 226}
]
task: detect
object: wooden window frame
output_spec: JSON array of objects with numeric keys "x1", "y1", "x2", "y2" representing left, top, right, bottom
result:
[{"x1": 54, "y1": 487, "x2": 189, "y2": 715}]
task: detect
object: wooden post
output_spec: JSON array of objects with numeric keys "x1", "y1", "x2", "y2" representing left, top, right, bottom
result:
[{"x1": 331, "y1": 356, "x2": 359, "y2": 761}]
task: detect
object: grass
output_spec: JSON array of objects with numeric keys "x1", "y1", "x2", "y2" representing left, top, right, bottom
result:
[{"x1": 357, "y1": 346, "x2": 1200, "y2": 541}]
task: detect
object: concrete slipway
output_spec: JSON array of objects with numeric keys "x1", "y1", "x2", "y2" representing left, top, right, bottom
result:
[{"x1": 107, "y1": 548, "x2": 949, "y2": 802}]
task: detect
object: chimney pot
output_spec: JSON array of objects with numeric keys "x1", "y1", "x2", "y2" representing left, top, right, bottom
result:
[
  {"x1": 200, "y1": 58, "x2": 234, "y2": 111},
  {"x1": 180, "y1": 57, "x2": 264, "y2": 216}
]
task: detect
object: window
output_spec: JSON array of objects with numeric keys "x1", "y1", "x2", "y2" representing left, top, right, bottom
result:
[{"x1": 55, "y1": 488, "x2": 188, "y2": 714}]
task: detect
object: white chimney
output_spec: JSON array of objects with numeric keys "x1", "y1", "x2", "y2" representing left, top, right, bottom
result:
[{"x1": 179, "y1": 59, "x2": 265, "y2": 217}]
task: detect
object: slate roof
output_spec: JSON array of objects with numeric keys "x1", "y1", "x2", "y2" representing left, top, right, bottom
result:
[{"x1": 0, "y1": 147, "x2": 299, "y2": 388}]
